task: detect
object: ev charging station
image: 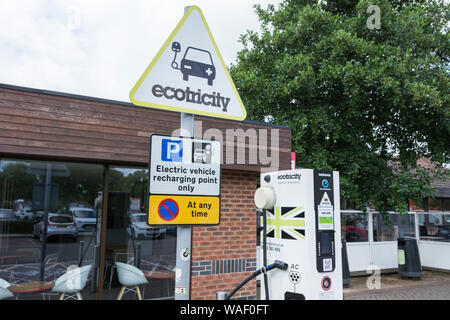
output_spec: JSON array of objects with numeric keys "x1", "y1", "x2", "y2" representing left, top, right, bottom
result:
[{"x1": 255, "y1": 169, "x2": 343, "y2": 300}]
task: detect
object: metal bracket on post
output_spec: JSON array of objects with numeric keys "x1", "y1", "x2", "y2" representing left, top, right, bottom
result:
[{"x1": 216, "y1": 291, "x2": 228, "y2": 300}]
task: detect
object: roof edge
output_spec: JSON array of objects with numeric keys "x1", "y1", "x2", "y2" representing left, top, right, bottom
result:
[{"x1": 0, "y1": 82, "x2": 291, "y2": 130}]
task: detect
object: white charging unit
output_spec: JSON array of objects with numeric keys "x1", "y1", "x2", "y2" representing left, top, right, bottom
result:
[{"x1": 256, "y1": 169, "x2": 343, "y2": 300}]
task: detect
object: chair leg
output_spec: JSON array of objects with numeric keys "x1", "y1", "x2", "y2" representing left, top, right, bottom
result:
[
  {"x1": 117, "y1": 286, "x2": 126, "y2": 300},
  {"x1": 59, "y1": 293, "x2": 65, "y2": 300},
  {"x1": 136, "y1": 286, "x2": 142, "y2": 300},
  {"x1": 109, "y1": 265, "x2": 115, "y2": 290},
  {"x1": 76, "y1": 292, "x2": 83, "y2": 300}
]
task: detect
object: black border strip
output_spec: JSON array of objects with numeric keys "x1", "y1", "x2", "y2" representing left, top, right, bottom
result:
[{"x1": 147, "y1": 133, "x2": 222, "y2": 227}]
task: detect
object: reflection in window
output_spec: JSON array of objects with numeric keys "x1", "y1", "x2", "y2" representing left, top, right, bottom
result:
[
  {"x1": 418, "y1": 213, "x2": 450, "y2": 242},
  {"x1": 103, "y1": 167, "x2": 176, "y2": 300},
  {"x1": 0, "y1": 159, "x2": 103, "y2": 300},
  {"x1": 372, "y1": 213, "x2": 415, "y2": 242},
  {"x1": 341, "y1": 212, "x2": 368, "y2": 242}
]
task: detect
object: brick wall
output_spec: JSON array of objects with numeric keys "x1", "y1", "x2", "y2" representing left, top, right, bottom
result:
[{"x1": 190, "y1": 170, "x2": 258, "y2": 300}]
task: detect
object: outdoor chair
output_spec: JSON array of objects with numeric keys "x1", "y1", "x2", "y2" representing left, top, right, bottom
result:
[
  {"x1": 115, "y1": 262, "x2": 148, "y2": 300},
  {"x1": 0, "y1": 278, "x2": 13, "y2": 300},
  {"x1": 51, "y1": 265, "x2": 92, "y2": 300}
]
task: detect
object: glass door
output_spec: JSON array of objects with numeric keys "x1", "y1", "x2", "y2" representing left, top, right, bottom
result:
[{"x1": 100, "y1": 166, "x2": 177, "y2": 300}]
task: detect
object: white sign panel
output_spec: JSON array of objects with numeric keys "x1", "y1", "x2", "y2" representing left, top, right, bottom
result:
[
  {"x1": 318, "y1": 192, "x2": 334, "y2": 230},
  {"x1": 149, "y1": 135, "x2": 221, "y2": 196},
  {"x1": 130, "y1": 6, "x2": 247, "y2": 121}
]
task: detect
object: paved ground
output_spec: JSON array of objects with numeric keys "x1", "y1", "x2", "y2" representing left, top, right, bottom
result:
[{"x1": 344, "y1": 270, "x2": 450, "y2": 300}]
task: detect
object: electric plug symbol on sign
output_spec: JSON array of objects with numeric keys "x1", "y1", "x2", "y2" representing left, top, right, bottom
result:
[
  {"x1": 192, "y1": 142, "x2": 212, "y2": 164},
  {"x1": 171, "y1": 41, "x2": 216, "y2": 86}
]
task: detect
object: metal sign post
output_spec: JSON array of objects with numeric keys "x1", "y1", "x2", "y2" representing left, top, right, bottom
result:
[
  {"x1": 175, "y1": 110, "x2": 193, "y2": 300},
  {"x1": 175, "y1": 8, "x2": 194, "y2": 300},
  {"x1": 130, "y1": 5, "x2": 247, "y2": 300}
]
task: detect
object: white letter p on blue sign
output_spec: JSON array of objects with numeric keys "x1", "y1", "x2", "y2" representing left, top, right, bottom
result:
[{"x1": 162, "y1": 139, "x2": 183, "y2": 162}]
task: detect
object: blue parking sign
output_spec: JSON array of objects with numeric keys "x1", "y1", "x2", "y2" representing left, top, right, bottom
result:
[{"x1": 161, "y1": 139, "x2": 183, "y2": 162}]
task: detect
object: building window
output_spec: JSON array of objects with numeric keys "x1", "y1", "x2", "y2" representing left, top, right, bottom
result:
[
  {"x1": 428, "y1": 198, "x2": 443, "y2": 211},
  {"x1": 0, "y1": 159, "x2": 104, "y2": 300},
  {"x1": 443, "y1": 199, "x2": 450, "y2": 212}
]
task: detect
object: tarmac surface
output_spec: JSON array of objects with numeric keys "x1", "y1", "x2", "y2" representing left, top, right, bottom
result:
[{"x1": 344, "y1": 270, "x2": 450, "y2": 300}]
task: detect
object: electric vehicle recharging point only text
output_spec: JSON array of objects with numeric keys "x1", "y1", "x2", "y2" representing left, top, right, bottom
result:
[{"x1": 255, "y1": 169, "x2": 343, "y2": 300}]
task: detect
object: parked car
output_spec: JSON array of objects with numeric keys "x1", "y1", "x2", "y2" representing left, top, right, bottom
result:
[
  {"x1": 33, "y1": 213, "x2": 78, "y2": 242},
  {"x1": 70, "y1": 207, "x2": 97, "y2": 232},
  {"x1": 127, "y1": 213, "x2": 165, "y2": 239},
  {"x1": 0, "y1": 209, "x2": 16, "y2": 222},
  {"x1": 14, "y1": 207, "x2": 33, "y2": 221},
  {"x1": 342, "y1": 223, "x2": 368, "y2": 242}
]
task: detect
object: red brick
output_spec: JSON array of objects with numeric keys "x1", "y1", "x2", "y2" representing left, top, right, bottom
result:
[{"x1": 190, "y1": 170, "x2": 258, "y2": 300}]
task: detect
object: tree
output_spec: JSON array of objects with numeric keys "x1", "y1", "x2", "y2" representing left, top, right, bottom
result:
[{"x1": 230, "y1": 0, "x2": 449, "y2": 213}]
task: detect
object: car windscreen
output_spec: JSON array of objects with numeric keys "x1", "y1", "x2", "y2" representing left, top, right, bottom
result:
[
  {"x1": 49, "y1": 216, "x2": 73, "y2": 224},
  {"x1": 184, "y1": 48, "x2": 213, "y2": 65},
  {"x1": 73, "y1": 210, "x2": 96, "y2": 218},
  {"x1": 133, "y1": 215, "x2": 147, "y2": 222}
]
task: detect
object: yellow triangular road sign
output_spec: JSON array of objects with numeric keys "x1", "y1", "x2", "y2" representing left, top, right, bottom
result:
[{"x1": 129, "y1": 6, "x2": 247, "y2": 121}]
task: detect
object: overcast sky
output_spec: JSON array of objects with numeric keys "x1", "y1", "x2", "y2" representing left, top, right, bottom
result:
[{"x1": 0, "y1": 0, "x2": 281, "y2": 102}]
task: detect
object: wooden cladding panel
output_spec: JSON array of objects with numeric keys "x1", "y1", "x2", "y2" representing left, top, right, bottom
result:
[{"x1": 0, "y1": 86, "x2": 291, "y2": 171}]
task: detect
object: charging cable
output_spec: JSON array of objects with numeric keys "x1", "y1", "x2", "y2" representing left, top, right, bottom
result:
[{"x1": 223, "y1": 260, "x2": 288, "y2": 300}]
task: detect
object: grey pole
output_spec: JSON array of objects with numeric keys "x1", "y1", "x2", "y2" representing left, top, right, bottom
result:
[
  {"x1": 175, "y1": 113, "x2": 194, "y2": 300},
  {"x1": 39, "y1": 163, "x2": 52, "y2": 281},
  {"x1": 174, "y1": 6, "x2": 194, "y2": 301},
  {"x1": 78, "y1": 240, "x2": 85, "y2": 266}
]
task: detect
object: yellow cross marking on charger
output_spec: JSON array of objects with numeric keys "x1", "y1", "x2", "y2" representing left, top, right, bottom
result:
[{"x1": 266, "y1": 207, "x2": 305, "y2": 240}]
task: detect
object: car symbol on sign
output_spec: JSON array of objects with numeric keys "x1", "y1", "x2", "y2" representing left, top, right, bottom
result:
[
  {"x1": 193, "y1": 149, "x2": 207, "y2": 163},
  {"x1": 171, "y1": 42, "x2": 216, "y2": 86}
]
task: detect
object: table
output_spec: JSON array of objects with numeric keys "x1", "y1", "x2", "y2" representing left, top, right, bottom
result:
[
  {"x1": 8, "y1": 281, "x2": 55, "y2": 300},
  {"x1": 144, "y1": 270, "x2": 175, "y2": 299},
  {"x1": 0, "y1": 253, "x2": 28, "y2": 264}
]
